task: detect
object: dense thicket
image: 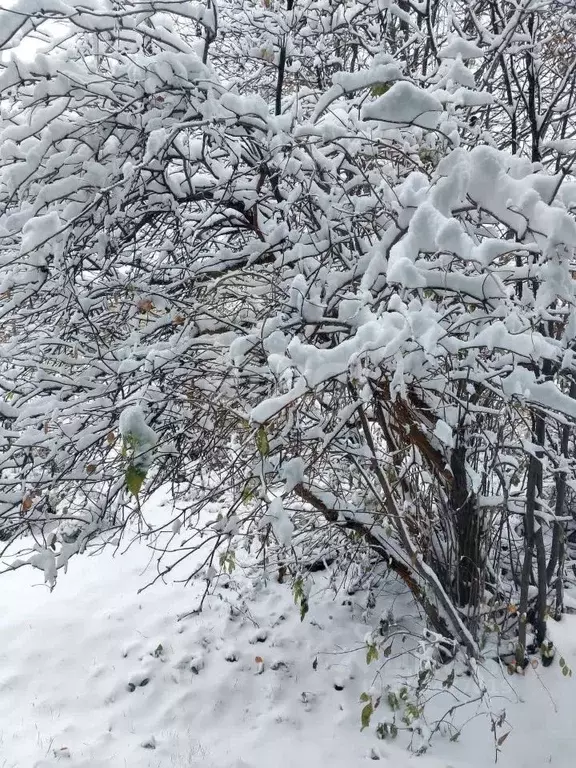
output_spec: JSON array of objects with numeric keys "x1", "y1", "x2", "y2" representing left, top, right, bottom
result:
[{"x1": 1, "y1": 0, "x2": 576, "y2": 665}]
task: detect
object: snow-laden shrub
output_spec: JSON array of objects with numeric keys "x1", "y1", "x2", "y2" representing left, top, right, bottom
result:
[{"x1": 1, "y1": 0, "x2": 576, "y2": 667}]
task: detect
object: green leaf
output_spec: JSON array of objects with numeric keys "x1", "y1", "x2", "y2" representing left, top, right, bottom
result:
[
  {"x1": 370, "y1": 83, "x2": 391, "y2": 97},
  {"x1": 366, "y1": 643, "x2": 379, "y2": 665},
  {"x1": 256, "y1": 425, "x2": 269, "y2": 457},
  {"x1": 560, "y1": 657, "x2": 566, "y2": 667},
  {"x1": 361, "y1": 702, "x2": 373, "y2": 731},
  {"x1": 387, "y1": 692, "x2": 399, "y2": 711},
  {"x1": 125, "y1": 465, "x2": 147, "y2": 496},
  {"x1": 122, "y1": 434, "x2": 137, "y2": 458},
  {"x1": 359, "y1": 692, "x2": 371, "y2": 703},
  {"x1": 406, "y1": 702, "x2": 422, "y2": 720},
  {"x1": 376, "y1": 723, "x2": 388, "y2": 740},
  {"x1": 376, "y1": 720, "x2": 396, "y2": 741},
  {"x1": 219, "y1": 551, "x2": 236, "y2": 574},
  {"x1": 241, "y1": 485, "x2": 255, "y2": 503},
  {"x1": 293, "y1": 576, "x2": 304, "y2": 603},
  {"x1": 293, "y1": 577, "x2": 309, "y2": 620}
]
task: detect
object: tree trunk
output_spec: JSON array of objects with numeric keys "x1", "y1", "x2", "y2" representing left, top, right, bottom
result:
[
  {"x1": 450, "y1": 444, "x2": 482, "y2": 614},
  {"x1": 517, "y1": 410, "x2": 547, "y2": 664}
]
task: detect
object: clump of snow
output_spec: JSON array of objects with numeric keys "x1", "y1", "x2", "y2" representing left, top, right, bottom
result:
[
  {"x1": 434, "y1": 419, "x2": 455, "y2": 448},
  {"x1": 265, "y1": 497, "x2": 294, "y2": 547},
  {"x1": 312, "y1": 61, "x2": 404, "y2": 121},
  {"x1": 119, "y1": 404, "x2": 158, "y2": 447},
  {"x1": 20, "y1": 211, "x2": 62, "y2": 259},
  {"x1": 438, "y1": 37, "x2": 484, "y2": 59},
  {"x1": 119, "y1": 404, "x2": 158, "y2": 469},
  {"x1": 362, "y1": 82, "x2": 443, "y2": 130},
  {"x1": 280, "y1": 457, "x2": 305, "y2": 493},
  {"x1": 544, "y1": 139, "x2": 576, "y2": 155}
]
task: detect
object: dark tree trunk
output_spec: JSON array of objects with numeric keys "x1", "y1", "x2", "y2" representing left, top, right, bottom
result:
[
  {"x1": 450, "y1": 444, "x2": 482, "y2": 612},
  {"x1": 517, "y1": 411, "x2": 547, "y2": 664}
]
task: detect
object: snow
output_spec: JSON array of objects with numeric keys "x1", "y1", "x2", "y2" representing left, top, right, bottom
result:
[
  {"x1": 502, "y1": 368, "x2": 576, "y2": 418},
  {"x1": 251, "y1": 378, "x2": 307, "y2": 424},
  {"x1": 20, "y1": 211, "x2": 62, "y2": 256},
  {"x1": 265, "y1": 497, "x2": 294, "y2": 547},
  {"x1": 451, "y1": 88, "x2": 494, "y2": 107},
  {"x1": 119, "y1": 404, "x2": 158, "y2": 448},
  {"x1": 119, "y1": 405, "x2": 158, "y2": 470},
  {"x1": 544, "y1": 139, "x2": 576, "y2": 155},
  {"x1": 438, "y1": 38, "x2": 484, "y2": 60},
  {"x1": 362, "y1": 82, "x2": 443, "y2": 130},
  {"x1": 280, "y1": 456, "x2": 305, "y2": 493},
  {"x1": 312, "y1": 62, "x2": 404, "y2": 121},
  {"x1": 433, "y1": 419, "x2": 455, "y2": 448},
  {"x1": 2, "y1": 3, "x2": 576, "y2": 767},
  {"x1": 1, "y1": 495, "x2": 576, "y2": 768}
]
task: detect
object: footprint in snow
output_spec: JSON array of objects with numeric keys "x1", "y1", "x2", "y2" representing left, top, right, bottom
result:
[
  {"x1": 249, "y1": 628, "x2": 269, "y2": 644},
  {"x1": 189, "y1": 654, "x2": 205, "y2": 673},
  {"x1": 173, "y1": 652, "x2": 204, "y2": 673},
  {"x1": 141, "y1": 735, "x2": 156, "y2": 749},
  {"x1": 126, "y1": 672, "x2": 152, "y2": 692}
]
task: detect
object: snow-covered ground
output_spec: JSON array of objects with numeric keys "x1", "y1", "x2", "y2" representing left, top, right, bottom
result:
[{"x1": 1, "y1": 497, "x2": 575, "y2": 768}]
